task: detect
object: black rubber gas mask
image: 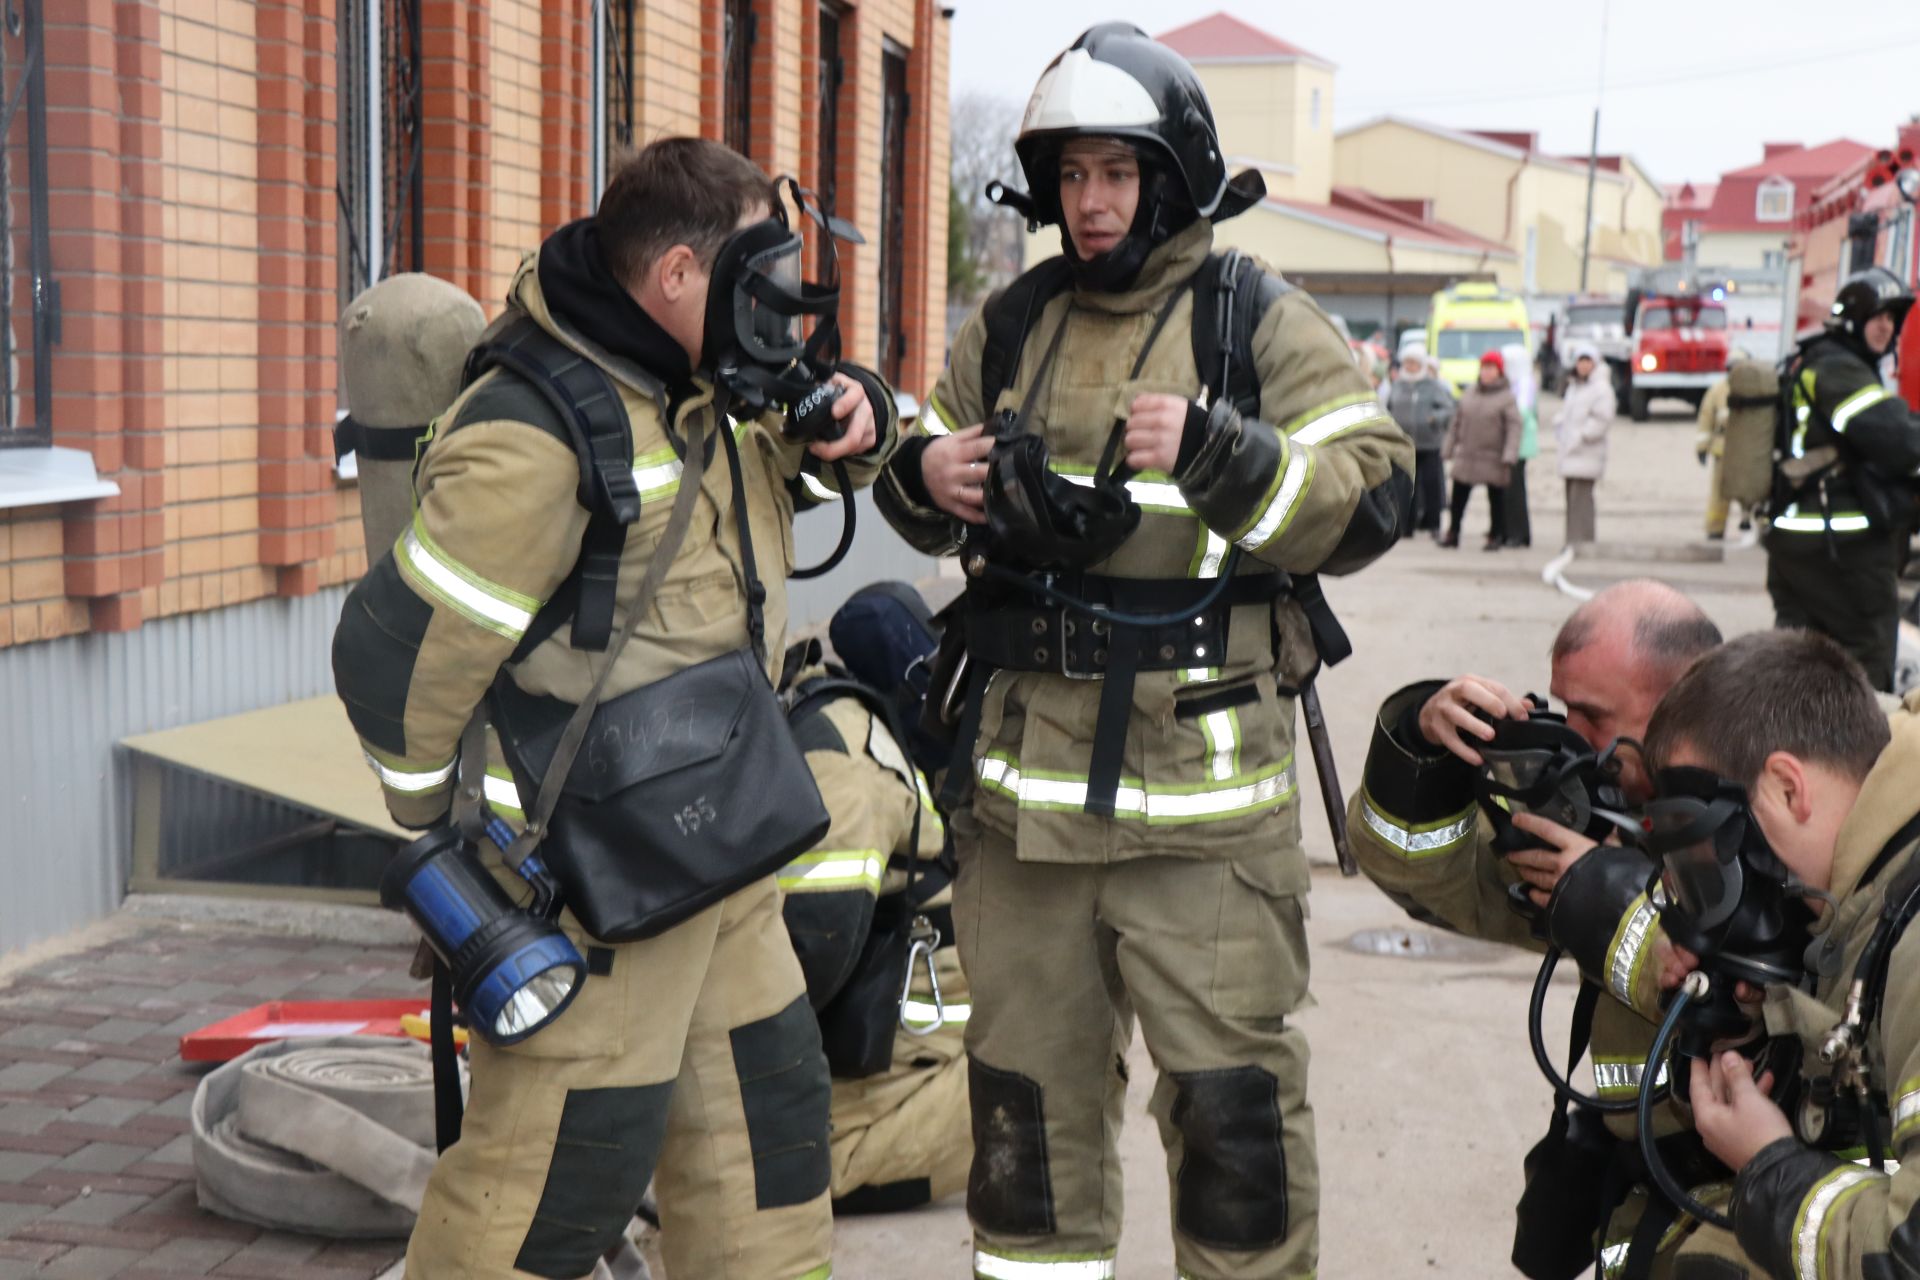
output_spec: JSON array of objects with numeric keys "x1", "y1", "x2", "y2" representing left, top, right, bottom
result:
[
  {"x1": 975, "y1": 428, "x2": 1140, "y2": 573},
  {"x1": 1644, "y1": 766, "x2": 1814, "y2": 990},
  {"x1": 702, "y1": 177, "x2": 863, "y2": 438},
  {"x1": 1473, "y1": 701, "x2": 1639, "y2": 855}
]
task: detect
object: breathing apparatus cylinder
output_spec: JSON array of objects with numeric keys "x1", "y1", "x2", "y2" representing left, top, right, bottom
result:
[{"x1": 380, "y1": 824, "x2": 586, "y2": 1047}]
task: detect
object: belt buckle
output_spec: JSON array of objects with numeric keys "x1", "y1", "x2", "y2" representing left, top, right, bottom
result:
[{"x1": 1059, "y1": 607, "x2": 1106, "y2": 680}]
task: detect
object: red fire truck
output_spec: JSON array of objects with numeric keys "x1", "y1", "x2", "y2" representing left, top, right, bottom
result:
[
  {"x1": 1791, "y1": 123, "x2": 1920, "y2": 411},
  {"x1": 1614, "y1": 281, "x2": 1732, "y2": 421}
]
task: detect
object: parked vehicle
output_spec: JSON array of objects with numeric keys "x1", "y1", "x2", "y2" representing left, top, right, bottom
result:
[{"x1": 1426, "y1": 284, "x2": 1530, "y2": 393}]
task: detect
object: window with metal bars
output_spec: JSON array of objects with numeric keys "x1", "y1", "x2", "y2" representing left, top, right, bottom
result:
[
  {"x1": 0, "y1": 0, "x2": 53, "y2": 448},
  {"x1": 594, "y1": 0, "x2": 637, "y2": 197},
  {"x1": 336, "y1": 0, "x2": 421, "y2": 307},
  {"x1": 876, "y1": 40, "x2": 910, "y2": 383},
  {"x1": 724, "y1": 0, "x2": 756, "y2": 158},
  {"x1": 814, "y1": 3, "x2": 844, "y2": 225}
]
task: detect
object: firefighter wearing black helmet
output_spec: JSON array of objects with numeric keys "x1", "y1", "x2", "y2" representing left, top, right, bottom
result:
[
  {"x1": 876, "y1": 23, "x2": 1411, "y2": 1280},
  {"x1": 1767, "y1": 265, "x2": 1920, "y2": 691}
]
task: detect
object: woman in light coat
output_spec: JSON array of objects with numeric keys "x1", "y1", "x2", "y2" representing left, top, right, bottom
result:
[
  {"x1": 1441, "y1": 350, "x2": 1522, "y2": 549},
  {"x1": 1553, "y1": 342, "x2": 1618, "y2": 545}
]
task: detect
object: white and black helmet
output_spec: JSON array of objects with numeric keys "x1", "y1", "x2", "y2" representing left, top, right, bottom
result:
[{"x1": 1014, "y1": 23, "x2": 1228, "y2": 229}]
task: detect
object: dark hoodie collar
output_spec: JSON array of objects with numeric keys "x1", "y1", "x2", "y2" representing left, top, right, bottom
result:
[{"x1": 537, "y1": 218, "x2": 697, "y2": 403}]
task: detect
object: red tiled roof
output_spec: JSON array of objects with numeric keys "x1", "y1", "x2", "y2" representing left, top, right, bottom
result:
[
  {"x1": 1156, "y1": 12, "x2": 1330, "y2": 65},
  {"x1": 1264, "y1": 189, "x2": 1515, "y2": 257},
  {"x1": 1720, "y1": 139, "x2": 1872, "y2": 180}
]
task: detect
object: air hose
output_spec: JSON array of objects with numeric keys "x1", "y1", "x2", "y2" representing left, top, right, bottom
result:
[
  {"x1": 1529, "y1": 946, "x2": 1668, "y2": 1114},
  {"x1": 1638, "y1": 973, "x2": 1735, "y2": 1231}
]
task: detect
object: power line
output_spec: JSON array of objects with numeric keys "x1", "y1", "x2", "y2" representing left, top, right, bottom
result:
[{"x1": 1343, "y1": 31, "x2": 1920, "y2": 114}]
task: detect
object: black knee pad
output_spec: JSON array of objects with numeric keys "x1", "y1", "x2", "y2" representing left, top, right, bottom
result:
[
  {"x1": 1168, "y1": 1065, "x2": 1288, "y2": 1250},
  {"x1": 731, "y1": 995, "x2": 833, "y2": 1210},
  {"x1": 966, "y1": 1055, "x2": 1055, "y2": 1236},
  {"x1": 515, "y1": 1081, "x2": 673, "y2": 1279}
]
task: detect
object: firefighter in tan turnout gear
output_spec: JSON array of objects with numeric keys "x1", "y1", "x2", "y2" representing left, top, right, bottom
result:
[
  {"x1": 875, "y1": 25, "x2": 1412, "y2": 1278},
  {"x1": 331, "y1": 138, "x2": 895, "y2": 1280},
  {"x1": 1349, "y1": 581, "x2": 1740, "y2": 1278},
  {"x1": 777, "y1": 627, "x2": 971, "y2": 1213}
]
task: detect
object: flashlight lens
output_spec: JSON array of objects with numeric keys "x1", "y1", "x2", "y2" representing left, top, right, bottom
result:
[{"x1": 494, "y1": 967, "x2": 582, "y2": 1042}]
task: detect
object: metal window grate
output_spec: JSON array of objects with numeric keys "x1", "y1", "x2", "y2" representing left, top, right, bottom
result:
[
  {"x1": 724, "y1": 0, "x2": 755, "y2": 158},
  {"x1": 596, "y1": 0, "x2": 636, "y2": 195},
  {"x1": 0, "y1": 0, "x2": 54, "y2": 449},
  {"x1": 815, "y1": 3, "x2": 842, "y2": 222},
  {"x1": 336, "y1": 0, "x2": 422, "y2": 307},
  {"x1": 877, "y1": 40, "x2": 909, "y2": 383}
]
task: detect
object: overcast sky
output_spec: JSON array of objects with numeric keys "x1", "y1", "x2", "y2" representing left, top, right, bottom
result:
[{"x1": 948, "y1": 0, "x2": 1920, "y2": 188}]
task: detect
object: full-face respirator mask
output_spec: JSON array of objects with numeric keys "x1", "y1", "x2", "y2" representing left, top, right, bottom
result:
[
  {"x1": 702, "y1": 176, "x2": 863, "y2": 443},
  {"x1": 1473, "y1": 698, "x2": 1638, "y2": 861}
]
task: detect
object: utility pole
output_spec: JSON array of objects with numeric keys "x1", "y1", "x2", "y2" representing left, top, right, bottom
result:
[{"x1": 1579, "y1": 0, "x2": 1611, "y2": 292}]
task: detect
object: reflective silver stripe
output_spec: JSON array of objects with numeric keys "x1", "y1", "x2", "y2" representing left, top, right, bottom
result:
[
  {"x1": 778, "y1": 851, "x2": 885, "y2": 894},
  {"x1": 903, "y1": 999, "x2": 969, "y2": 1025},
  {"x1": 1794, "y1": 1166, "x2": 1876, "y2": 1280},
  {"x1": 1056, "y1": 471, "x2": 1190, "y2": 513},
  {"x1": 923, "y1": 398, "x2": 958, "y2": 437},
  {"x1": 974, "y1": 756, "x2": 1294, "y2": 821},
  {"x1": 1292, "y1": 399, "x2": 1389, "y2": 445},
  {"x1": 1600, "y1": 1241, "x2": 1629, "y2": 1276},
  {"x1": 1592, "y1": 1060, "x2": 1670, "y2": 1094},
  {"x1": 631, "y1": 454, "x2": 683, "y2": 499},
  {"x1": 1358, "y1": 798, "x2": 1476, "y2": 856},
  {"x1": 1202, "y1": 709, "x2": 1238, "y2": 781},
  {"x1": 366, "y1": 754, "x2": 455, "y2": 794},
  {"x1": 484, "y1": 773, "x2": 523, "y2": 814},
  {"x1": 1774, "y1": 509, "x2": 1872, "y2": 534},
  {"x1": 800, "y1": 472, "x2": 842, "y2": 502},
  {"x1": 1608, "y1": 894, "x2": 1659, "y2": 1006},
  {"x1": 1196, "y1": 529, "x2": 1228, "y2": 579},
  {"x1": 1831, "y1": 385, "x2": 1893, "y2": 433},
  {"x1": 1894, "y1": 1083, "x2": 1920, "y2": 1139},
  {"x1": 973, "y1": 1251, "x2": 1116, "y2": 1280},
  {"x1": 1237, "y1": 448, "x2": 1310, "y2": 550},
  {"x1": 397, "y1": 526, "x2": 537, "y2": 640}
]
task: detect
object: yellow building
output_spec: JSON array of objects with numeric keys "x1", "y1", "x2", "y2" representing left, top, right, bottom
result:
[{"x1": 1333, "y1": 118, "x2": 1664, "y2": 296}]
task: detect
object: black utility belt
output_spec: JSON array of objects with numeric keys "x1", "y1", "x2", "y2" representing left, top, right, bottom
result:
[
  {"x1": 964, "y1": 571, "x2": 1285, "y2": 679},
  {"x1": 968, "y1": 607, "x2": 1226, "y2": 677}
]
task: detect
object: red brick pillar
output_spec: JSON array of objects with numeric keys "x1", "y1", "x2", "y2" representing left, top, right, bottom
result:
[
  {"x1": 541, "y1": 0, "x2": 592, "y2": 231},
  {"x1": 255, "y1": 0, "x2": 332, "y2": 597},
  {"x1": 421, "y1": 0, "x2": 491, "y2": 299},
  {"x1": 41, "y1": 0, "x2": 159, "y2": 632}
]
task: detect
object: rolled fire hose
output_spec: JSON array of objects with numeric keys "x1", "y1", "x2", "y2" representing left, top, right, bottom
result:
[{"x1": 192, "y1": 1036, "x2": 450, "y2": 1238}]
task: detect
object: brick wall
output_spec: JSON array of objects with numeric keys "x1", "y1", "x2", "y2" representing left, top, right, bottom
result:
[{"x1": 0, "y1": 0, "x2": 948, "y2": 651}]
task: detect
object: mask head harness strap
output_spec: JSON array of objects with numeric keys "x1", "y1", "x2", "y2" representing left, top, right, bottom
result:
[
  {"x1": 705, "y1": 176, "x2": 863, "y2": 415},
  {"x1": 1472, "y1": 699, "x2": 1638, "y2": 856}
]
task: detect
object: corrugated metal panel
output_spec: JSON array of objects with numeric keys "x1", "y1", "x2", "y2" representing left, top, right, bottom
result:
[{"x1": 0, "y1": 588, "x2": 347, "y2": 954}]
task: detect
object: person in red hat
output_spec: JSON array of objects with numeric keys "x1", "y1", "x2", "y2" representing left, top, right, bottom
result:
[{"x1": 1440, "y1": 349, "x2": 1522, "y2": 549}]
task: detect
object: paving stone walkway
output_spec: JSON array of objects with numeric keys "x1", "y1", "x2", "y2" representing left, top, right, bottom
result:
[{"x1": 0, "y1": 917, "x2": 421, "y2": 1278}]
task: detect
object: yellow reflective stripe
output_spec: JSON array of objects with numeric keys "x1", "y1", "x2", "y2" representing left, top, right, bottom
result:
[
  {"x1": 1607, "y1": 893, "x2": 1659, "y2": 1007},
  {"x1": 793, "y1": 1268, "x2": 833, "y2": 1280},
  {"x1": 923, "y1": 395, "x2": 959, "y2": 437},
  {"x1": 1894, "y1": 1076, "x2": 1920, "y2": 1145},
  {"x1": 1291, "y1": 397, "x2": 1392, "y2": 445},
  {"x1": 631, "y1": 446, "x2": 683, "y2": 502},
  {"x1": 364, "y1": 752, "x2": 455, "y2": 794},
  {"x1": 1358, "y1": 794, "x2": 1477, "y2": 859},
  {"x1": 1199, "y1": 707, "x2": 1241, "y2": 782},
  {"x1": 1773, "y1": 507, "x2": 1872, "y2": 534},
  {"x1": 902, "y1": 998, "x2": 969, "y2": 1026},
  {"x1": 396, "y1": 516, "x2": 539, "y2": 641},
  {"x1": 778, "y1": 850, "x2": 885, "y2": 895},
  {"x1": 1236, "y1": 443, "x2": 1315, "y2": 551},
  {"x1": 1831, "y1": 384, "x2": 1893, "y2": 433},
  {"x1": 483, "y1": 769, "x2": 524, "y2": 817},
  {"x1": 974, "y1": 1249, "x2": 1116, "y2": 1280},
  {"x1": 974, "y1": 752, "x2": 1294, "y2": 824},
  {"x1": 1793, "y1": 1165, "x2": 1878, "y2": 1280}
]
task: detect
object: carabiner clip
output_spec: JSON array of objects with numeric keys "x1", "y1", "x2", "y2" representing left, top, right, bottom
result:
[{"x1": 899, "y1": 914, "x2": 944, "y2": 1036}]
